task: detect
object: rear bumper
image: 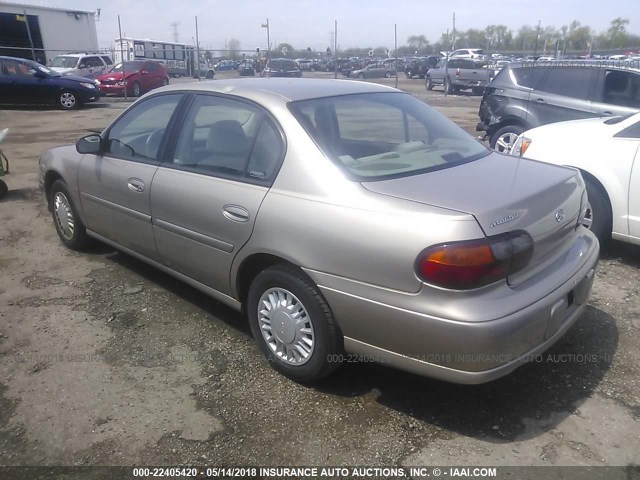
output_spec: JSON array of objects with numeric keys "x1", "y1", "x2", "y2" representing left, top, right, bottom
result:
[{"x1": 306, "y1": 230, "x2": 599, "y2": 384}]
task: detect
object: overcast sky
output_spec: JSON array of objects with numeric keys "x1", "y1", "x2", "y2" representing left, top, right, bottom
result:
[{"x1": 14, "y1": 0, "x2": 640, "y2": 51}]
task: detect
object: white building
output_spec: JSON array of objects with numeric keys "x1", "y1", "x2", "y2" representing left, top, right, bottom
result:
[{"x1": 0, "y1": 2, "x2": 98, "y2": 63}]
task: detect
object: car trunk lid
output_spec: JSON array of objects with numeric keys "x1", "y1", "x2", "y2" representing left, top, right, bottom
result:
[{"x1": 361, "y1": 152, "x2": 584, "y2": 286}]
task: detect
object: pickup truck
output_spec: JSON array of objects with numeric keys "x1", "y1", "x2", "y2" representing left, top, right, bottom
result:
[{"x1": 425, "y1": 58, "x2": 494, "y2": 94}]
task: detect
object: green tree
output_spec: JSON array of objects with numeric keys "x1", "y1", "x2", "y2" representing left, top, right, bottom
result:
[
  {"x1": 227, "y1": 38, "x2": 241, "y2": 59},
  {"x1": 608, "y1": 17, "x2": 629, "y2": 48}
]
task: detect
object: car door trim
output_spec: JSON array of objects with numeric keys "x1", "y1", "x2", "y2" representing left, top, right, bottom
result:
[
  {"x1": 80, "y1": 192, "x2": 151, "y2": 223},
  {"x1": 153, "y1": 218, "x2": 234, "y2": 253},
  {"x1": 86, "y1": 229, "x2": 242, "y2": 311}
]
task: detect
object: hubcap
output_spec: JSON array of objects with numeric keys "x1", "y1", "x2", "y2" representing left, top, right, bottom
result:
[
  {"x1": 583, "y1": 200, "x2": 593, "y2": 230},
  {"x1": 60, "y1": 93, "x2": 76, "y2": 108},
  {"x1": 495, "y1": 132, "x2": 519, "y2": 153},
  {"x1": 258, "y1": 288, "x2": 314, "y2": 366},
  {"x1": 53, "y1": 192, "x2": 75, "y2": 240}
]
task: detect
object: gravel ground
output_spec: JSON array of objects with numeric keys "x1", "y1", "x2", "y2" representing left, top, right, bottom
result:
[{"x1": 0, "y1": 71, "x2": 638, "y2": 474}]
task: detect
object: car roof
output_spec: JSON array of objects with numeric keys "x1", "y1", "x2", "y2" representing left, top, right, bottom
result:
[
  {"x1": 507, "y1": 60, "x2": 640, "y2": 73},
  {"x1": 156, "y1": 78, "x2": 399, "y2": 103}
]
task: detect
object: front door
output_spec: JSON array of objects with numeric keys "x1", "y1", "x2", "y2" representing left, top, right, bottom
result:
[
  {"x1": 77, "y1": 93, "x2": 184, "y2": 260},
  {"x1": 151, "y1": 93, "x2": 285, "y2": 294}
]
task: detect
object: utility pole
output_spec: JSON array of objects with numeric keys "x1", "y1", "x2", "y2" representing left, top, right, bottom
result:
[
  {"x1": 334, "y1": 20, "x2": 338, "y2": 79},
  {"x1": 452, "y1": 12, "x2": 456, "y2": 51},
  {"x1": 118, "y1": 15, "x2": 127, "y2": 100},
  {"x1": 394, "y1": 24, "x2": 398, "y2": 88},
  {"x1": 195, "y1": 16, "x2": 201, "y2": 80},
  {"x1": 22, "y1": 10, "x2": 36, "y2": 61},
  {"x1": 262, "y1": 19, "x2": 270, "y2": 60},
  {"x1": 171, "y1": 22, "x2": 180, "y2": 43}
]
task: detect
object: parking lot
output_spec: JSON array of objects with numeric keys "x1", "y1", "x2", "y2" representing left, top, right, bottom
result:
[{"x1": 0, "y1": 71, "x2": 639, "y2": 471}]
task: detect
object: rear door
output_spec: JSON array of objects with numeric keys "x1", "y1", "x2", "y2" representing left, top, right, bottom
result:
[
  {"x1": 78, "y1": 56, "x2": 104, "y2": 79},
  {"x1": 150, "y1": 93, "x2": 285, "y2": 294},
  {"x1": 531, "y1": 67, "x2": 597, "y2": 125},
  {"x1": 77, "y1": 93, "x2": 184, "y2": 260}
]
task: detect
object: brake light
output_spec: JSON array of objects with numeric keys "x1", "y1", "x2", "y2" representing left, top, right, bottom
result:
[
  {"x1": 416, "y1": 232, "x2": 533, "y2": 290},
  {"x1": 456, "y1": 68, "x2": 461, "y2": 77}
]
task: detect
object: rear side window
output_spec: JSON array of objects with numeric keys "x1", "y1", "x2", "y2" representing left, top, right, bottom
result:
[
  {"x1": 539, "y1": 68, "x2": 595, "y2": 99},
  {"x1": 511, "y1": 67, "x2": 546, "y2": 88}
]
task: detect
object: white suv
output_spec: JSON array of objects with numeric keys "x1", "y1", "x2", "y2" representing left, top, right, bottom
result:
[
  {"x1": 50, "y1": 53, "x2": 114, "y2": 79},
  {"x1": 450, "y1": 49, "x2": 487, "y2": 62}
]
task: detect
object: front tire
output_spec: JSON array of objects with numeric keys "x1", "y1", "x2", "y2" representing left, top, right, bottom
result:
[
  {"x1": 57, "y1": 90, "x2": 77, "y2": 110},
  {"x1": 490, "y1": 124, "x2": 524, "y2": 153},
  {"x1": 49, "y1": 180, "x2": 89, "y2": 250},
  {"x1": 132, "y1": 81, "x2": 141, "y2": 97},
  {"x1": 0, "y1": 179, "x2": 7, "y2": 200},
  {"x1": 357, "y1": 73, "x2": 364, "y2": 79},
  {"x1": 444, "y1": 77, "x2": 456, "y2": 95},
  {"x1": 206, "y1": 70, "x2": 214, "y2": 79},
  {"x1": 248, "y1": 266, "x2": 343, "y2": 383},
  {"x1": 583, "y1": 178, "x2": 612, "y2": 244},
  {"x1": 406, "y1": 70, "x2": 413, "y2": 79},
  {"x1": 385, "y1": 71, "x2": 392, "y2": 78}
]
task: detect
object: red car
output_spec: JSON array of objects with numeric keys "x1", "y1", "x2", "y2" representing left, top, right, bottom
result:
[{"x1": 96, "y1": 60, "x2": 169, "y2": 97}]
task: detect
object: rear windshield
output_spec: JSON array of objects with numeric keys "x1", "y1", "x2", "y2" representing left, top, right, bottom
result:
[
  {"x1": 288, "y1": 92, "x2": 489, "y2": 181},
  {"x1": 269, "y1": 60, "x2": 298, "y2": 70},
  {"x1": 51, "y1": 56, "x2": 78, "y2": 68}
]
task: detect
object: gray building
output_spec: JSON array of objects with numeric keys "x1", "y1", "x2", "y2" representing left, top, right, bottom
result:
[{"x1": 0, "y1": 2, "x2": 98, "y2": 64}]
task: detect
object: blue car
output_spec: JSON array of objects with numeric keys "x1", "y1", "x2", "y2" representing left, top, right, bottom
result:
[{"x1": 0, "y1": 56, "x2": 100, "y2": 109}]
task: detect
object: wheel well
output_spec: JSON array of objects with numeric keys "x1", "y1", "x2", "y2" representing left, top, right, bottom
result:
[
  {"x1": 491, "y1": 118, "x2": 529, "y2": 135},
  {"x1": 43, "y1": 171, "x2": 63, "y2": 210},
  {"x1": 578, "y1": 169, "x2": 613, "y2": 222},
  {"x1": 235, "y1": 254, "x2": 307, "y2": 307}
]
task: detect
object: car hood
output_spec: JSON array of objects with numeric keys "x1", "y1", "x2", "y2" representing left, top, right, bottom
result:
[
  {"x1": 362, "y1": 152, "x2": 585, "y2": 285},
  {"x1": 50, "y1": 67, "x2": 75, "y2": 74},
  {"x1": 97, "y1": 71, "x2": 127, "y2": 81},
  {"x1": 524, "y1": 115, "x2": 626, "y2": 141}
]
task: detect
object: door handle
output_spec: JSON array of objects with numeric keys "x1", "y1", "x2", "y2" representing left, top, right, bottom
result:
[
  {"x1": 127, "y1": 178, "x2": 145, "y2": 193},
  {"x1": 535, "y1": 98, "x2": 545, "y2": 103},
  {"x1": 601, "y1": 111, "x2": 613, "y2": 116},
  {"x1": 223, "y1": 205, "x2": 249, "y2": 223}
]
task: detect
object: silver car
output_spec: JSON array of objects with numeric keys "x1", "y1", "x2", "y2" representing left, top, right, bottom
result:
[{"x1": 39, "y1": 79, "x2": 599, "y2": 384}]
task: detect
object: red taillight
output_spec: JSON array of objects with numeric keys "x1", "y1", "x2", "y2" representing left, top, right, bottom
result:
[
  {"x1": 456, "y1": 68, "x2": 461, "y2": 77},
  {"x1": 416, "y1": 232, "x2": 533, "y2": 290}
]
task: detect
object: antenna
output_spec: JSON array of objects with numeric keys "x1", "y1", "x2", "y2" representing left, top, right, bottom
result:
[{"x1": 171, "y1": 22, "x2": 180, "y2": 43}]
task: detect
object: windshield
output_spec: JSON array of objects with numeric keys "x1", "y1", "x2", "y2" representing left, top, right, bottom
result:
[
  {"x1": 289, "y1": 92, "x2": 489, "y2": 181},
  {"x1": 110, "y1": 62, "x2": 143, "y2": 73},
  {"x1": 50, "y1": 56, "x2": 78, "y2": 69}
]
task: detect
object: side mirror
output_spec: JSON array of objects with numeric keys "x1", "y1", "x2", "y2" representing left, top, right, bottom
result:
[
  {"x1": 33, "y1": 69, "x2": 47, "y2": 78},
  {"x1": 76, "y1": 134, "x2": 102, "y2": 154}
]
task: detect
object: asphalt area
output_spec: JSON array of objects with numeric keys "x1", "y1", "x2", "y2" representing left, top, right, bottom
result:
[{"x1": 0, "y1": 71, "x2": 638, "y2": 475}]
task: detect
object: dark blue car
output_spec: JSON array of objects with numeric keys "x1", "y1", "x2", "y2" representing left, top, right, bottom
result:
[{"x1": 0, "y1": 56, "x2": 100, "y2": 109}]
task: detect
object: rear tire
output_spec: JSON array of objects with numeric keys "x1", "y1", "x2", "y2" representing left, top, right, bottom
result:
[
  {"x1": 357, "y1": 73, "x2": 364, "y2": 79},
  {"x1": 132, "y1": 81, "x2": 141, "y2": 97},
  {"x1": 57, "y1": 90, "x2": 77, "y2": 110},
  {"x1": 490, "y1": 125, "x2": 524, "y2": 153},
  {"x1": 49, "y1": 180, "x2": 89, "y2": 250},
  {"x1": 0, "y1": 179, "x2": 7, "y2": 200},
  {"x1": 206, "y1": 70, "x2": 214, "y2": 79},
  {"x1": 248, "y1": 265, "x2": 343, "y2": 383},
  {"x1": 583, "y1": 178, "x2": 612, "y2": 245},
  {"x1": 426, "y1": 76, "x2": 434, "y2": 90},
  {"x1": 406, "y1": 70, "x2": 413, "y2": 79},
  {"x1": 385, "y1": 71, "x2": 392, "y2": 78}
]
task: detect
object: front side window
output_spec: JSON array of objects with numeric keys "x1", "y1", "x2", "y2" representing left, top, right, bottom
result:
[
  {"x1": 289, "y1": 92, "x2": 489, "y2": 181},
  {"x1": 101, "y1": 56, "x2": 114, "y2": 65},
  {"x1": 511, "y1": 67, "x2": 546, "y2": 89},
  {"x1": 105, "y1": 94, "x2": 182, "y2": 163},
  {"x1": 171, "y1": 95, "x2": 284, "y2": 184},
  {"x1": 50, "y1": 56, "x2": 78, "y2": 69}
]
